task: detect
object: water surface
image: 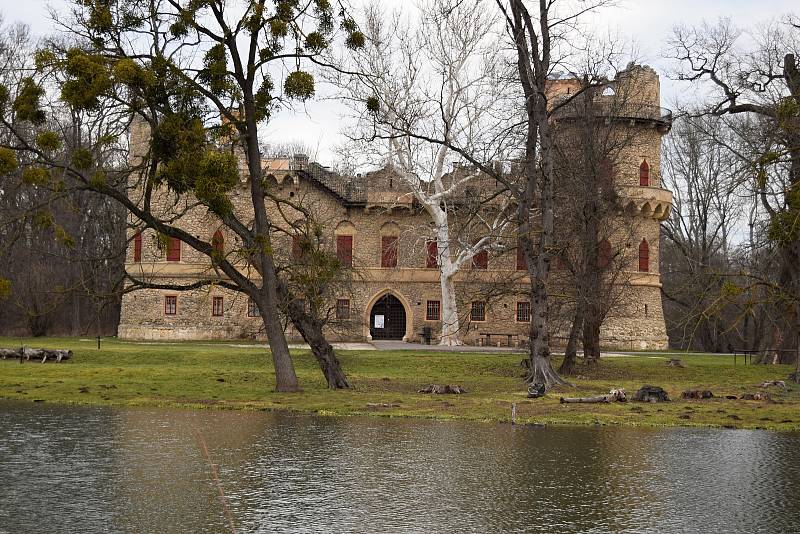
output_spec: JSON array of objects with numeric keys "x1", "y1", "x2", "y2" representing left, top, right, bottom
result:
[{"x1": 0, "y1": 402, "x2": 798, "y2": 533}]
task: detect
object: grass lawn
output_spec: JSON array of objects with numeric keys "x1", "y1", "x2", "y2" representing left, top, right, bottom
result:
[{"x1": 1, "y1": 336, "x2": 798, "y2": 431}]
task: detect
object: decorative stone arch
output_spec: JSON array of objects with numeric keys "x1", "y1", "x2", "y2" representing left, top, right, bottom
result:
[
  {"x1": 641, "y1": 202, "x2": 653, "y2": 218},
  {"x1": 335, "y1": 220, "x2": 357, "y2": 235},
  {"x1": 363, "y1": 288, "x2": 414, "y2": 342},
  {"x1": 652, "y1": 203, "x2": 665, "y2": 219},
  {"x1": 380, "y1": 221, "x2": 400, "y2": 235}
]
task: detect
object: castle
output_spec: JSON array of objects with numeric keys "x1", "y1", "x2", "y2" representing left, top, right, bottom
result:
[{"x1": 118, "y1": 65, "x2": 673, "y2": 349}]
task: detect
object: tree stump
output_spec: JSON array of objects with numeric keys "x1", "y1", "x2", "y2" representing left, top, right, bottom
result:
[
  {"x1": 527, "y1": 383, "x2": 546, "y2": 398},
  {"x1": 682, "y1": 389, "x2": 713, "y2": 399},
  {"x1": 633, "y1": 385, "x2": 670, "y2": 402}
]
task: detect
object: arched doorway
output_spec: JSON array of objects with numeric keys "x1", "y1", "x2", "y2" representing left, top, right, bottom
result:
[{"x1": 369, "y1": 294, "x2": 407, "y2": 340}]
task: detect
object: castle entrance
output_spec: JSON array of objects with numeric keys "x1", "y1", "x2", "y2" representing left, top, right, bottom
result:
[{"x1": 369, "y1": 294, "x2": 406, "y2": 340}]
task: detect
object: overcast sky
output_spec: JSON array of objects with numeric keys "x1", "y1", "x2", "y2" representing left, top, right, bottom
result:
[{"x1": 0, "y1": 0, "x2": 797, "y2": 165}]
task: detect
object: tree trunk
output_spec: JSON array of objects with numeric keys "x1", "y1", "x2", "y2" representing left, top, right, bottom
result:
[
  {"x1": 438, "y1": 271, "x2": 462, "y2": 346},
  {"x1": 257, "y1": 263, "x2": 301, "y2": 392},
  {"x1": 286, "y1": 299, "x2": 350, "y2": 389},
  {"x1": 583, "y1": 313, "x2": 601, "y2": 365},
  {"x1": 559, "y1": 306, "x2": 583, "y2": 375}
]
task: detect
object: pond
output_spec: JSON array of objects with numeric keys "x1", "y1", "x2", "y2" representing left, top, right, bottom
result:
[{"x1": 0, "y1": 402, "x2": 798, "y2": 533}]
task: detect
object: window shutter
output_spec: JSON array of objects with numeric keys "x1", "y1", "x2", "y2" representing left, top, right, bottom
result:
[
  {"x1": 381, "y1": 236, "x2": 398, "y2": 268},
  {"x1": 426, "y1": 241, "x2": 438, "y2": 268},
  {"x1": 639, "y1": 159, "x2": 650, "y2": 186},
  {"x1": 337, "y1": 235, "x2": 353, "y2": 267},
  {"x1": 133, "y1": 231, "x2": 142, "y2": 262},
  {"x1": 639, "y1": 239, "x2": 650, "y2": 272},
  {"x1": 166, "y1": 237, "x2": 181, "y2": 262}
]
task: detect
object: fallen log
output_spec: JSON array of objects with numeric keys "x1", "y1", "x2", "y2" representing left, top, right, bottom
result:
[
  {"x1": 682, "y1": 389, "x2": 714, "y2": 399},
  {"x1": 0, "y1": 347, "x2": 72, "y2": 363},
  {"x1": 667, "y1": 358, "x2": 686, "y2": 367},
  {"x1": 758, "y1": 380, "x2": 786, "y2": 389},
  {"x1": 417, "y1": 384, "x2": 466, "y2": 394},
  {"x1": 560, "y1": 389, "x2": 627, "y2": 404}
]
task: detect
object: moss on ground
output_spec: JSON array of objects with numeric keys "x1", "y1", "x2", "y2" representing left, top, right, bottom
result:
[{"x1": 1, "y1": 337, "x2": 798, "y2": 431}]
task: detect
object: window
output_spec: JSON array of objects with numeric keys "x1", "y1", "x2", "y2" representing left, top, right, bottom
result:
[
  {"x1": 598, "y1": 238, "x2": 612, "y2": 269},
  {"x1": 638, "y1": 239, "x2": 650, "y2": 272},
  {"x1": 212, "y1": 230, "x2": 224, "y2": 256},
  {"x1": 336, "y1": 299, "x2": 350, "y2": 320},
  {"x1": 133, "y1": 231, "x2": 142, "y2": 262},
  {"x1": 639, "y1": 159, "x2": 650, "y2": 187},
  {"x1": 381, "y1": 236, "x2": 398, "y2": 268},
  {"x1": 247, "y1": 298, "x2": 260, "y2": 317},
  {"x1": 426, "y1": 300, "x2": 441, "y2": 321},
  {"x1": 426, "y1": 240, "x2": 438, "y2": 269},
  {"x1": 166, "y1": 237, "x2": 181, "y2": 262},
  {"x1": 336, "y1": 235, "x2": 353, "y2": 267},
  {"x1": 516, "y1": 242, "x2": 526, "y2": 271},
  {"x1": 212, "y1": 296, "x2": 224, "y2": 317},
  {"x1": 516, "y1": 301, "x2": 531, "y2": 322},
  {"x1": 164, "y1": 295, "x2": 177, "y2": 315},
  {"x1": 291, "y1": 235, "x2": 302, "y2": 260},
  {"x1": 599, "y1": 157, "x2": 614, "y2": 190},
  {"x1": 471, "y1": 301, "x2": 486, "y2": 322},
  {"x1": 472, "y1": 249, "x2": 488, "y2": 270}
]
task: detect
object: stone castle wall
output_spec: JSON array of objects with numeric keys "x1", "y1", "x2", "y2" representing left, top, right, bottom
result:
[{"x1": 119, "y1": 65, "x2": 672, "y2": 350}]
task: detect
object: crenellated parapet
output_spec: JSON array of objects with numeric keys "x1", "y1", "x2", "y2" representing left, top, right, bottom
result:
[{"x1": 618, "y1": 185, "x2": 673, "y2": 221}]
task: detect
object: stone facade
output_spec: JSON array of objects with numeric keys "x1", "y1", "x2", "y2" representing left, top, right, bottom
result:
[{"x1": 118, "y1": 64, "x2": 673, "y2": 349}]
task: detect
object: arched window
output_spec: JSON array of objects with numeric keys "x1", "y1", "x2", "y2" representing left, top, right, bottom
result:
[
  {"x1": 598, "y1": 238, "x2": 612, "y2": 269},
  {"x1": 638, "y1": 239, "x2": 650, "y2": 272},
  {"x1": 133, "y1": 231, "x2": 142, "y2": 262},
  {"x1": 212, "y1": 230, "x2": 224, "y2": 256},
  {"x1": 639, "y1": 159, "x2": 650, "y2": 186}
]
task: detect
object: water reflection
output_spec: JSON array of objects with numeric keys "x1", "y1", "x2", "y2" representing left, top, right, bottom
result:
[{"x1": 0, "y1": 402, "x2": 798, "y2": 533}]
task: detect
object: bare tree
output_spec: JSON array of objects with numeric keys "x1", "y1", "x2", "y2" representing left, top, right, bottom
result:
[
  {"x1": 668, "y1": 17, "x2": 800, "y2": 368},
  {"x1": 331, "y1": 0, "x2": 515, "y2": 345}
]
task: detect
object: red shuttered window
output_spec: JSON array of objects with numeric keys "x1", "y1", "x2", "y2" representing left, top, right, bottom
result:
[
  {"x1": 166, "y1": 237, "x2": 181, "y2": 262},
  {"x1": 639, "y1": 159, "x2": 650, "y2": 187},
  {"x1": 516, "y1": 243, "x2": 526, "y2": 271},
  {"x1": 212, "y1": 230, "x2": 224, "y2": 256},
  {"x1": 133, "y1": 231, "x2": 142, "y2": 262},
  {"x1": 426, "y1": 240, "x2": 438, "y2": 269},
  {"x1": 337, "y1": 235, "x2": 353, "y2": 267},
  {"x1": 472, "y1": 250, "x2": 488, "y2": 270},
  {"x1": 381, "y1": 236, "x2": 398, "y2": 268},
  {"x1": 639, "y1": 239, "x2": 650, "y2": 272}
]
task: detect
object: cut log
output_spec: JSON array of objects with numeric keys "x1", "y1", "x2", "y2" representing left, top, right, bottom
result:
[
  {"x1": 0, "y1": 347, "x2": 72, "y2": 363},
  {"x1": 682, "y1": 389, "x2": 714, "y2": 399},
  {"x1": 417, "y1": 384, "x2": 466, "y2": 394},
  {"x1": 633, "y1": 385, "x2": 670, "y2": 402},
  {"x1": 667, "y1": 358, "x2": 685, "y2": 367},
  {"x1": 758, "y1": 380, "x2": 786, "y2": 389},
  {"x1": 560, "y1": 389, "x2": 627, "y2": 404},
  {"x1": 740, "y1": 392, "x2": 771, "y2": 401}
]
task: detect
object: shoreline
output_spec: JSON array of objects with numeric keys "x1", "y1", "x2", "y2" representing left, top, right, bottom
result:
[{"x1": 1, "y1": 336, "x2": 798, "y2": 432}]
